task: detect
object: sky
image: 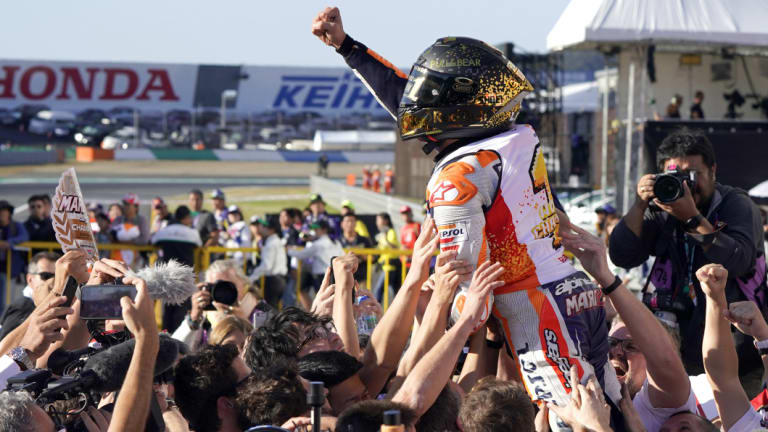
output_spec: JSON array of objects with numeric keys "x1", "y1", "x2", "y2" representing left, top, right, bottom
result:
[{"x1": 2, "y1": 0, "x2": 571, "y2": 68}]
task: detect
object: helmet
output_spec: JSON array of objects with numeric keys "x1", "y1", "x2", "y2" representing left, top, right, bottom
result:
[{"x1": 397, "y1": 37, "x2": 533, "y2": 147}]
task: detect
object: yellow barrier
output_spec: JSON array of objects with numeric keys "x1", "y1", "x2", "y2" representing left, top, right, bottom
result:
[{"x1": 6, "y1": 242, "x2": 417, "y2": 310}]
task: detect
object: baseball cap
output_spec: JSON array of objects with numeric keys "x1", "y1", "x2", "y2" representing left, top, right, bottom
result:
[
  {"x1": 309, "y1": 193, "x2": 325, "y2": 204},
  {"x1": 341, "y1": 199, "x2": 355, "y2": 210},
  {"x1": 400, "y1": 205, "x2": 412, "y2": 214},
  {"x1": 603, "y1": 204, "x2": 617, "y2": 215},
  {"x1": 594, "y1": 207, "x2": 606, "y2": 214},
  {"x1": 227, "y1": 204, "x2": 241, "y2": 214},
  {"x1": 122, "y1": 193, "x2": 139, "y2": 206},
  {"x1": 211, "y1": 189, "x2": 225, "y2": 199}
]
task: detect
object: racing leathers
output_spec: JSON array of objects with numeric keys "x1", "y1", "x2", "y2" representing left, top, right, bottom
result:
[{"x1": 335, "y1": 34, "x2": 621, "y2": 408}]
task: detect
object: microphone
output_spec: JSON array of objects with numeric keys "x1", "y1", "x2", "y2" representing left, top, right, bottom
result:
[
  {"x1": 126, "y1": 259, "x2": 196, "y2": 305},
  {"x1": 47, "y1": 346, "x2": 99, "y2": 375},
  {"x1": 82, "y1": 334, "x2": 179, "y2": 392}
]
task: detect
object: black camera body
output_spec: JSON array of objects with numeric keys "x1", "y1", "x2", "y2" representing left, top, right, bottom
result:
[
  {"x1": 203, "y1": 280, "x2": 239, "y2": 310},
  {"x1": 653, "y1": 168, "x2": 696, "y2": 203}
]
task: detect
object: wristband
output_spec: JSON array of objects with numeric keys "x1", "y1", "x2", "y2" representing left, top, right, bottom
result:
[
  {"x1": 186, "y1": 314, "x2": 202, "y2": 330},
  {"x1": 485, "y1": 339, "x2": 504, "y2": 350},
  {"x1": 336, "y1": 34, "x2": 355, "y2": 57},
  {"x1": 601, "y1": 275, "x2": 622, "y2": 296},
  {"x1": 754, "y1": 338, "x2": 768, "y2": 355}
]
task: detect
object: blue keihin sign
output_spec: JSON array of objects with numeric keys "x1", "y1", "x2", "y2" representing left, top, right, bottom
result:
[{"x1": 239, "y1": 66, "x2": 388, "y2": 115}]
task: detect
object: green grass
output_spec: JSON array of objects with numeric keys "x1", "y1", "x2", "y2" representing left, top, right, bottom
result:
[{"x1": 163, "y1": 186, "x2": 338, "y2": 218}]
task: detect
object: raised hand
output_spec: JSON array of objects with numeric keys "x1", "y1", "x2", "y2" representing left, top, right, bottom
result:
[
  {"x1": 548, "y1": 366, "x2": 611, "y2": 432},
  {"x1": 724, "y1": 301, "x2": 768, "y2": 340},
  {"x1": 87, "y1": 258, "x2": 132, "y2": 286},
  {"x1": 55, "y1": 249, "x2": 90, "y2": 284},
  {"x1": 433, "y1": 251, "x2": 472, "y2": 303},
  {"x1": 696, "y1": 263, "x2": 728, "y2": 303},
  {"x1": 18, "y1": 295, "x2": 73, "y2": 360},
  {"x1": 406, "y1": 216, "x2": 439, "y2": 283},
  {"x1": 120, "y1": 276, "x2": 157, "y2": 343},
  {"x1": 311, "y1": 266, "x2": 335, "y2": 316},
  {"x1": 457, "y1": 261, "x2": 504, "y2": 329},
  {"x1": 311, "y1": 6, "x2": 346, "y2": 48},
  {"x1": 559, "y1": 223, "x2": 614, "y2": 287}
]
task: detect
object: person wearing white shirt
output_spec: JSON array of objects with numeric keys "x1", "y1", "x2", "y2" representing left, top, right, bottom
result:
[
  {"x1": 250, "y1": 218, "x2": 287, "y2": 308},
  {"x1": 288, "y1": 220, "x2": 343, "y2": 310},
  {"x1": 222, "y1": 206, "x2": 252, "y2": 267}
]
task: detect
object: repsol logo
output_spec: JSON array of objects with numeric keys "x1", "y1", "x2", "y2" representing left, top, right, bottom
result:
[
  {"x1": 441, "y1": 228, "x2": 465, "y2": 238},
  {"x1": 272, "y1": 72, "x2": 384, "y2": 110},
  {"x1": 544, "y1": 329, "x2": 572, "y2": 386}
]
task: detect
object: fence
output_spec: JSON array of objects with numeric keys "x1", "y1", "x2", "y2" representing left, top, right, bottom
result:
[{"x1": 5, "y1": 242, "x2": 416, "y2": 311}]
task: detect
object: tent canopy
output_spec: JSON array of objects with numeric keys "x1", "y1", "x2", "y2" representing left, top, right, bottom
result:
[{"x1": 547, "y1": 0, "x2": 768, "y2": 53}]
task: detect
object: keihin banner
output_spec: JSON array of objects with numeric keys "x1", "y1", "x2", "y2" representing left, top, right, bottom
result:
[{"x1": 0, "y1": 60, "x2": 391, "y2": 116}]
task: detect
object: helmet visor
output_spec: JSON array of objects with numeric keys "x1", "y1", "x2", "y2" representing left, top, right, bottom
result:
[{"x1": 400, "y1": 66, "x2": 476, "y2": 108}]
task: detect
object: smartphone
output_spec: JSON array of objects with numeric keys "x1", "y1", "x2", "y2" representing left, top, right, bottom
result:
[
  {"x1": 79, "y1": 284, "x2": 137, "y2": 320},
  {"x1": 328, "y1": 256, "x2": 338, "y2": 285},
  {"x1": 62, "y1": 276, "x2": 79, "y2": 308}
]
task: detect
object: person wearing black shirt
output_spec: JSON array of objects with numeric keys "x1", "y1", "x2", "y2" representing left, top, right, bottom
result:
[
  {"x1": 690, "y1": 90, "x2": 705, "y2": 119},
  {"x1": 23, "y1": 195, "x2": 56, "y2": 250},
  {"x1": 0, "y1": 251, "x2": 59, "y2": 340},
  {"x1": 188, "y1": 189, "x2": 219, "y2": 247},
  {"x1": 339, "y1": 213, "x2": 373, "y2": 284}
]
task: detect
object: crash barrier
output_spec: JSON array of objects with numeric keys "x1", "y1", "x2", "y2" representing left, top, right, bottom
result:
[
  {"x1": 112, "y1": 148, "x2": 394, "y2": 164},
  {"x1": 6, "y1": 242, "x2": 417, "y2": 311},
  {"x1": 0, "y1": 149, "x2": 62, "y2": 166}
]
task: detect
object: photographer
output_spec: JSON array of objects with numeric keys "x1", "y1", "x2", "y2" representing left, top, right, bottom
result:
[
  {"x1": 609, "y1": 130, "x2": 767, "y2": 392},
  {"x1": 173, "y1": 258, "x2": 274, "y2": 352}
]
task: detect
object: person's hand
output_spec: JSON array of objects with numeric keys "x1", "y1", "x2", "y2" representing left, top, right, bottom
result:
[
  {"x1": 189, "y1": 283, "x2": 212, "y2": 322},
  {"x1": 311, "y1": 6, "x2": 346, "y2": 49},
  {"x1": 311, "y1": 267, "x2": 335, "y2": 317},
  {"x1": 79, "y1": 406, "x2": 112, "y2": 432},
  {"x1": 696, "y1": 263, "x2": 728, "y2": 303},
  {"x1": 87, "y1": 258, "x2": 131, "y2": 286},
  {"x1": 653, "y1": 181, "x2": 699, "y2": 222},
  {"x1": 406, "y1": 216, "x2": 439, "y2": 282},
  {"x1": 535, "y1": 404, "x2": 551, "y2": 432},
  {"x1": 55, "y1": 249, "x2": 90, "y2": 284},
  {"x1": 459, "y1": 261, "x2": 505, "y2": 328},
  {"x1": 18, "y1": 295, "x2": 73, "y2": 359},
  {"x1": 332, "y1": 252, "x2": 359, "y2": 279},
  {"x1": 724, "y1": 301, "x2": 768, "y2": 340},
  {"x1": 619, "y1": 382, "x2": 648, "y2": 432},
  {"x1": 212, "y1": 301, "x2": 247, "y2": 320},
  {"x1": 548, "y1": 366, "x2": 612, "y2": 432},
  {"x1": 560, "y1": 224, "x2": 615, "y2": 287},
  {"x1": 120, "y1": 276, "x2": 158, "y2": 343},
  {"x1": 636, "y1": 174, "x2": 657, "y2": 204},
  {"x1": 433, "y1": 251, "x2": 472, "y2": 304}
]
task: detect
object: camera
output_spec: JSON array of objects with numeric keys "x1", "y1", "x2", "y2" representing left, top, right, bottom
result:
[
  {"x1": 203, "y1": 280, "x2": 239, "y2": 310},
  {"x1": 653, "y1": 168, "x2": 696, "y2": 203}
]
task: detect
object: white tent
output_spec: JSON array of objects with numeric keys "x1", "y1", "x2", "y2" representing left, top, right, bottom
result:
[{"x1": 547, "y1": 0, "x2": 768, "y2": 54}]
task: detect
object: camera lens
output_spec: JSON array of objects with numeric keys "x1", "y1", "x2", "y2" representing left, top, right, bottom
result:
[
  {"x1": 653, "y1": 175, "x2": 682, "y2": 203},
  {"x1": 211, "y1": 280, "x2": 238, "y2": 305}
]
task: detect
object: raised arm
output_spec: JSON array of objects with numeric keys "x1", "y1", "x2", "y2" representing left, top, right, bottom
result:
[
  {"x1": 311, "y1": 6, "x2": 408, "y2": 117},
  {"x1": 332, "y1": 253, "x2": 361, "y2": 359},
  {"x1": 358, "y1": 217, "x2": 438, "y2": 396},
  {"x1": 109, "y1": 276, "x2": 160, "y2": 432},
  {"x1": 697, "y1": 264, "x2": 753, "y2": 431},
  {"x1": 562, "y1": 224, "x2": 690, "y2": 408},
  {"x1": 723, "y1": 301, "x2": 768, "y2": 387},
  {"x1": 393, "y1": 261, "x2": 504, "y2": 416}
]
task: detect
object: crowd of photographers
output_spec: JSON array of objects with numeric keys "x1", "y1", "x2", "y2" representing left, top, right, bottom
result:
[{"x1": 0, "y1": 130, "x2": 767, "y2": 431}]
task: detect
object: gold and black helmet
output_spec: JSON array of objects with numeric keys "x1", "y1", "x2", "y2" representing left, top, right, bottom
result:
[{"x1": 397, "y1": 37, "x2": 533, "y2": 144}]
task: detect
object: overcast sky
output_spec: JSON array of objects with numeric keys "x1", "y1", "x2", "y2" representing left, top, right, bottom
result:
[{"x1": 4, "y1": 0, "x2": 571, "y2": 67}]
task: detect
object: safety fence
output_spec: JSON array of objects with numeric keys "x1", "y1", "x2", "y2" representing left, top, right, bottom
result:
[{"x1": 4, "y1": 242, "x2": 416, "y2": 311}]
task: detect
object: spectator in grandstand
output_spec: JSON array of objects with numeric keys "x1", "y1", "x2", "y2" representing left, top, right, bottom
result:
[
  {"x1": 173, "y1": 258, "x2": 274, "y2": 351},
  {"x1": 279, "y1": 208, "x2": 302, "y2": 247},
  {"x1": 189, "y1": 188, "x2": 219, "y2": 247},
  {"x1": 340, "y1": 200, "x2": 371, "y2": 238},
  {"x1": 399, "y1": 205, "x2": 420, "y2": 269},
  {"x1": 107, "y1": 202, "x2": 123, "y2": 222},
  {"x1": 93, "y1": 212, "x2": 113, "y2": 259},
  {"x1": 288, "y1": 220, "x2": 343, "y2": 310},
  {"x1": 23, "y1": 194, "x2": 56, "y2": 246},
  {"x1": 222, "y1": 205, "x2": 252, "y2": 266},
  {"x1": 374, "y1": 212, "x2": 400, "y2": 302},
  {"x1": 250, "y1": 217, "x2": 288, "y2": 309},
  {"x1": 152, "y1": 205, "x2": 202, "y2": 332},
  {"x1": 110, "y1": 193, "x2": 150, "y2": 268},
  {"x1": 150, "y1": 196, "x2": 173, "y2": 234},
  {"x1": 302, "y1": 193, "x2": 340, "y2": 240},
  {"x1": 0, "y1": 200, "x2": 29, "y2": 310},
  {"x1": 208, "y1": 315, "x2": 253, "y2": 354},
  {"x1": 340, "y1": 213, "x2": 373, "y2": 284},
  {"x1": 0, "y1": 251, "x2": 58, "y2": 340},
  {"x1": 211, "y1": 188, "x2": 229, "y2": 229}
]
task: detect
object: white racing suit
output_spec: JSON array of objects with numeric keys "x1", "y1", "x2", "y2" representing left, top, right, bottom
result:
[{"x1": 335, "y1": 35, "x2": 622, "y2": 416}]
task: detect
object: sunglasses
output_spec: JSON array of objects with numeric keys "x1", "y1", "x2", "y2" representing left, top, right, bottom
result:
[
  {"x1": 607, "y1": 337, "x2": 639, "y2": 354},
  {"x1": 33, "y1": 272, "x2": 55, "y2": 281}
]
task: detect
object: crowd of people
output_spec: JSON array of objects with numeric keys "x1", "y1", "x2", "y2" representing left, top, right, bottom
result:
[{"x1": 1, "y1": 5, "x2": 768, "y2": 432}]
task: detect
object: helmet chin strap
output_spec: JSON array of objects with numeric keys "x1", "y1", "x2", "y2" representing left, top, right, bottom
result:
[{"x1": 421, "y1": 135, "x2": 440, "y2": 155}]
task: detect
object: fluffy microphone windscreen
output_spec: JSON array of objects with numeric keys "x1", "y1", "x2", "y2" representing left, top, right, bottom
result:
[{"x1": 129, "y1": 259, "x2": 196, "y2": 305}]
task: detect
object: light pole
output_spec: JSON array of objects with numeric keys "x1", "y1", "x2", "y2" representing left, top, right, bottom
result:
[{"x1": 220, "y1": 89, "x2": 238, "y2": 148}]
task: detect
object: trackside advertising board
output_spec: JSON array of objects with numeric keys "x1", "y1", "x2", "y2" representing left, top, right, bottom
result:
[{"x1": 0, "y1": 60, "x2": 393, "y2": 116}]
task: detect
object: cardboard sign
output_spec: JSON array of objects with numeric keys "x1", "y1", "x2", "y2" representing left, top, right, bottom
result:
[{"x1": 52, "y1": 168, "x2": 99, "y2": 262}]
